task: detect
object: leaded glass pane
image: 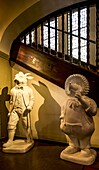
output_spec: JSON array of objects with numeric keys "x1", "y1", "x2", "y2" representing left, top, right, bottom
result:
[
  {"x1": 26, "y1": 33, "x2": 29, "y2": 44},
  {"x1": 43, "y1": 23, "x2": 48, "y2": 48},
  {"x1": 81, "y1": 39, "x2": 87, "y2": 46},
  {"x1": 50, "y1": 28, "x2": 55, "y2": 50},
  {"x1": 31, "y1": 30, "x2": 35, "y2": 43},
  {"x1": 72, "y1": 10, "x2": 78, "y2": 59},
  {"x1": 72, "y1": 11, "x2": 78, "y2": 32},
  {"x1": 80, "y1": 27, "x2": 87, "y2": 38},
  {"x1": 72, "y1": 49, "x2": 78, "y2": 59},
  {"x1": 50, "y1": 20, "x2": 55, "y2": 28},
  {"x1": 80, "y1": 8, "x2": 87, "y2": 62},
  {"x1": 80, "y1": 8, "x2": 87, "y2": 28},
  {"x1": 81, "y1": 46, "x2": 87, "y2": 62}
]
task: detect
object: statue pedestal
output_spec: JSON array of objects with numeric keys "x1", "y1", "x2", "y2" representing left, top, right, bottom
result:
[
  {"x1": 2, "y1": 139, "x2": 34, "y2": 153},
  {"x1": 60, "y1": 148, "x2": 97, "y2": 165}
]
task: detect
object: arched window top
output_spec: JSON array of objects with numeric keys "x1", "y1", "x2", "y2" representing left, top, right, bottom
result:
[{"x1": 15, "y1": 1, "x2": 98, "y2": 72}]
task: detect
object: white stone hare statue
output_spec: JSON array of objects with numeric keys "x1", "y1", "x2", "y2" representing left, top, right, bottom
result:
[{"x1": 3, "y1": 72, "x2": 34, "y2": 150}]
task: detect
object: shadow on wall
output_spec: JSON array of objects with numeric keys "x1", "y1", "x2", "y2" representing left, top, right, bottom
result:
[
  {"x1": 32, "y1": 81, "x2": 66, "y2": 142},
  {"x1": 0, "y1": 87, "x2": 10, "y2": 138}
]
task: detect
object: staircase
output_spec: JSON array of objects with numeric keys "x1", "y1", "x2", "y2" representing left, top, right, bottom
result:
[{"x1": 10, "y1": 42, "x2": 99, "y2": 107}]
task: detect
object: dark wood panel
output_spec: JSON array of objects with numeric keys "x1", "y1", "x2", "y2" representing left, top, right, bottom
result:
[{"x1": 10, "y1": 43, "x2": 99, "y2": 107}]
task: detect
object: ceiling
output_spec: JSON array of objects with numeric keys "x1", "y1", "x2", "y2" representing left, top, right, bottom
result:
[
  {"x1": 0, "y1": 0, "x2": 39, "y2": 42},
  {"x1": 0, "y1": 0, "x2": 41, "y2": 55}
]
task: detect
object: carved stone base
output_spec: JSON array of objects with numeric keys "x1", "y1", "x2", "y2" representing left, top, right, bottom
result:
[
  {"x1": 2, "y1": 139, "x2": 34, "y2": 153},
  {"x1": 60, "y1": 148, "x2": 97, "y2": 165}
]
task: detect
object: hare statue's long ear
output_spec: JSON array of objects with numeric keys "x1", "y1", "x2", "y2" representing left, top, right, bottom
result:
[{"x1": 25, "y1": 73, "x2": 34, "y2": 80}]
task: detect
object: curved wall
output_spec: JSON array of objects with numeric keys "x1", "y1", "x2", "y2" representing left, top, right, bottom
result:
[{"x1": 12, "y1": 63, "x2": 99, "y2": 147}]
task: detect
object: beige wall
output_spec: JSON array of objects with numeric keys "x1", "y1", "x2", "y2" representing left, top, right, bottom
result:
[
  {"x1": 11, "y1": 64, "x2": 66, "y2": 143},
  {"x1": 0, "y1": 53, "x2": 12, "y2": 139},
  {"x1": 11, "y1": 64, "x2": 99, "y2": 147}
]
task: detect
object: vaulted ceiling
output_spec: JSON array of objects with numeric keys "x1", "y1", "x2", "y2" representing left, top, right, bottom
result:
[
  {"x1": 0, "y1": 0, "x2": 39, "y2": 42},
  {"x1": 0, "y1": 0, "x2": 84, "y2": 55}
]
